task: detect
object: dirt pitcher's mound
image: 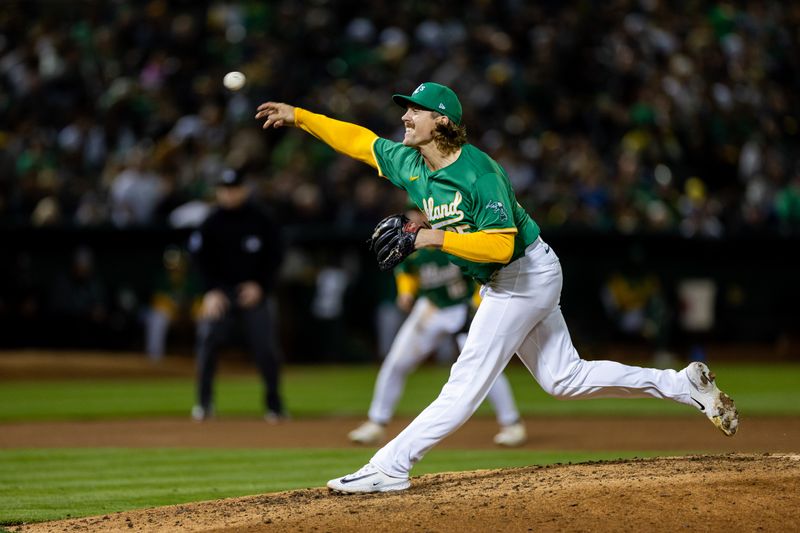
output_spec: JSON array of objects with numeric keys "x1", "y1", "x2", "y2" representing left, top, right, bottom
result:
[{"x1": 13, "y1": 454, "x2": 800, "y2": 533}]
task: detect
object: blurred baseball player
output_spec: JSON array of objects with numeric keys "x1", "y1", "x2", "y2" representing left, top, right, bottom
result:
[
  {"x1": 255, "y1": 82, "x2": 738, "y2": 493},
  {"x1": 349, "y1": 210, "x2": 527, "y2": 448}
]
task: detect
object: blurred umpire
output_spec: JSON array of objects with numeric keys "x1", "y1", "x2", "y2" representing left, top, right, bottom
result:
[{"x1": 188, "y1": 167, "x2": 285, "y2": 421}]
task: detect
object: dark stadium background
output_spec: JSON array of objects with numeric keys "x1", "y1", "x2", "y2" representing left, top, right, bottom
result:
[{"x1": 1, "y1": 0, "x2": 798, "y2": 361}]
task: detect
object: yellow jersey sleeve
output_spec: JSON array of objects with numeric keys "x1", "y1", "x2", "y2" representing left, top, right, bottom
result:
[
  {"x1": 294, "y1": 108, "x2": 379, "y2": 169},
  {"x1": 441, "y1": 231, "x2": 515, "y2": 264}
]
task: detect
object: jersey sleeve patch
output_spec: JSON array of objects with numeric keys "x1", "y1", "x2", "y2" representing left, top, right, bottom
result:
[
  {"x1": 473, "y1": 173, "x2": 519, "y2": 231},
  {"x1": 485, "y1": 201, "x2": 509, "y2": 222}
]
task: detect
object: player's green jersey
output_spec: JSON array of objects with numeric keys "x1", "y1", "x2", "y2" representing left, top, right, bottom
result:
[
  {"x1": 374, "y1": 139, "x2": 540, "y2": 283},
  {"x1": 396, "y1": 248, "x2": 473, "y2": 309}
]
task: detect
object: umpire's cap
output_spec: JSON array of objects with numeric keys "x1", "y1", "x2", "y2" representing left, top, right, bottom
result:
[
  {"x1": 392, "y1": 82, "x2": 462, "y2": 125},
  {"x1": 217, "y1": 167, "x2": 244, "y2": 187}
]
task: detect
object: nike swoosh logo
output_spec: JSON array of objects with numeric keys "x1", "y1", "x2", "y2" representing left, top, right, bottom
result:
[
  {"x1": 340, "y1": 472, "x2": 378, "y2": 484},
  {"x1": 409, "y1": 175, "x2": 419, "y2": 181},
  {"x1": 691, "y1": 397, "x2": 705, "y2": 411},
  {"x1": 544, "y1": 245, "x2": 550, "y2": 253}
]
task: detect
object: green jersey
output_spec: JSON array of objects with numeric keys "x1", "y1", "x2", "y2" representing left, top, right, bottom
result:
[
  {"x1": 374, "y1": 140, "x2": 540, "y2": 283},
  {"x1": 396, "y1": 248, "x2": 473, "y2": 309}
]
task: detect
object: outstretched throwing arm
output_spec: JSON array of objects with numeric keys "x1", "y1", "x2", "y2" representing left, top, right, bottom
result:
[{"x1": 255, "y1": 102, "x2": 379, "y2": 169}]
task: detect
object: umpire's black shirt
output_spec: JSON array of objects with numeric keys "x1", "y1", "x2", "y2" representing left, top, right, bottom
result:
[{"x1": 189, "y1": 202, "x2": 283, "y2": 295}]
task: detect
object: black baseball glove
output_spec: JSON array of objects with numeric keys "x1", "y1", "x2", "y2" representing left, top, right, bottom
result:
[{"x1": 368, "y1": 214, "x2": 424, "y2": 271}]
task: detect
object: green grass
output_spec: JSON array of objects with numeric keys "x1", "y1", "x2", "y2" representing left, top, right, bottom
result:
[
  {"x1": 0, "y1": 362, "x2": 798, "y2": 421},
  {"x1": 0, "y1": 447, "x2": 671, "y2": 524}
]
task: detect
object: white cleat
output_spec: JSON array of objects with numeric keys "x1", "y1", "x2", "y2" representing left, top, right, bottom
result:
[
  {"x1": 327, "y1": 463, "x2": 410, "y2": 494},
  {"x1": 347, "y1": 420, "x2": 386, "y2": 445},
  {"x1": 494, "y1": 422, "x2": 528, "y2": 447},
  {"x1": 685, "y1": 362, "x2": 739, "y2": 436}
]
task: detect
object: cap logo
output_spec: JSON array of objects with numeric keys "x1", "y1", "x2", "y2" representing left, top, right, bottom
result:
[
  {"x1": 438, "y1": 103, "x2": 446, "y2": 110},
  {"x1": 413, "y1": 83, "x2": 426, "y2": 95}
]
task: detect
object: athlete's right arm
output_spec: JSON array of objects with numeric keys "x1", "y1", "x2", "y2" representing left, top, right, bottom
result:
[{"x1": 255, "y1": 102, "x2": 379, "y2": 169}]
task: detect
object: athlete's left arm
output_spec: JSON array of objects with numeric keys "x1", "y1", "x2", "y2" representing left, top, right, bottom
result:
[{"x1": 414, "y1": 230, "x2": 515, "y2": 264}]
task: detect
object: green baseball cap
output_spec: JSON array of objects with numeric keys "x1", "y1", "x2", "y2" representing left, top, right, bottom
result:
[{"x1": 392, "y1": 82, "x2": 463, "y2": 125}]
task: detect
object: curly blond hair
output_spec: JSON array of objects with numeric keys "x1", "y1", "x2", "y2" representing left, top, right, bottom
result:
[{"x1": 432, "y1": 113, "x2": 468, "y2": 155}]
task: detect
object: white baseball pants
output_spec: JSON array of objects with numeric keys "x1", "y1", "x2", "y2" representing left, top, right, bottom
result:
[
  {"x1": 368, "y1": 297, "x2": 520, "y2": 427},
  {"x1": 371, "y1": 238, "x2": 695, "y2": 477}
]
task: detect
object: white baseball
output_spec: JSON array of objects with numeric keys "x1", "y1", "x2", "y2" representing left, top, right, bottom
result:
[{"x1": 223, "y1": 71, "x2": 246, "y2": 91}]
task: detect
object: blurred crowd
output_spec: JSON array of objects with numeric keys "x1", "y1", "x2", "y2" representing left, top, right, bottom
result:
[{"x1": 1, "y1": 0, "x2": 799, "y2": 236}]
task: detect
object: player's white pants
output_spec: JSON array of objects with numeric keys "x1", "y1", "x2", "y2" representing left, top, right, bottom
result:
[
  {"x1": 457, "y1": 332, "x2": 520, "y2": 427},
  {"x1": 371, "y1": 238, "x2": 695, "y2": 478},
  {"x1": 368, "y1": 297, "x2": 520, "y2": 427},
  {"x1": 145, "y1": 309, "x2": 170, "y2": 361}
]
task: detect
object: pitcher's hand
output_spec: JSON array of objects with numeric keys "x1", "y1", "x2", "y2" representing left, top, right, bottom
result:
[{"x1": 255, "y1": 102, "x2": 296, "y2": 129}]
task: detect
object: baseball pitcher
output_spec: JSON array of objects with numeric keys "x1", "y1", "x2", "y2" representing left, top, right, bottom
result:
[{"x1": 255, "y1": 82, "x2": 738, "y2": 494}]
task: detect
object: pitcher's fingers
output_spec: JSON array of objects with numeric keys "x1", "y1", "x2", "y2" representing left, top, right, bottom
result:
[
  {"x1": 256, "y1": 102, "x2": 275, "y2": 112},
  {"x1": 261, "y1": 117, "x2": 282, "y2": 129}
]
